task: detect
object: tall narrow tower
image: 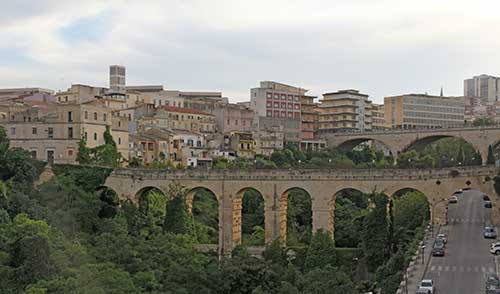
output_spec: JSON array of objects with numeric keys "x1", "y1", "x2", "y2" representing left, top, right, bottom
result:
[{"x1": 109, "y1": 65, "x2": 126, "y2": 93}]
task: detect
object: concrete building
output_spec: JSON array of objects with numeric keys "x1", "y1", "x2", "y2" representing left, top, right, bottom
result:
[
  {"x1": 372, "y1": 103, "x2": 387, "y2": 130},
  {"x1": 212, "y1": 103, "x2": 253, "y2": 134},
  {"x1": 0, "y1": 101, "x2": 129, "y2": 164},
  {"x1": 318, "y1": 89, "x2": 373, "y2": 134},
  {"x1": 464, "y1": 74, "x2": 500, "y2": 103},
  {"x1": 250, "y1": 81, "x2": 304, "y2": 142},
  {"x1": 384, "y1": 94, "x2": 465, "y2": 129},
  {"x1": 254, "y1": 127, "x2": 284, "y2": 157},
  {"x1": 300, "y1": 95, "x2": 317, "y2": 140},
  {"x1": 110, "y1": 65, "x2": 126, "y2": 93},
  {"x1": 0, "y1": 88, "x2": 54, "y2": 102}
]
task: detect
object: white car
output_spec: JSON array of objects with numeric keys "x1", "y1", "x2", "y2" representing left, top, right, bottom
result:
[
  {"x1": 448, "y1": 195, "x2": 458, "y2": 203},
  {"x1": 418, "y1": 279, "x2": 434, "y2": 294},
  {"x1": 491, "y1": 242, "x2": 500, "y2": 255}
]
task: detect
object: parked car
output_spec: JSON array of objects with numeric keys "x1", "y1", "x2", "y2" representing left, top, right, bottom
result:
[
  {"x1": 486, "y1": 201, "x2": 493, "y2": 208},
  {"x1": 490, "y1": 242, "x2": 500, "y2": 255},
  {"x1": 432, "y1": 241, "x2": 445, "y2": 256},
  {"x1": 418, "y1": 279, "x2": 434, "y2": 294},
  {"x1": 436, "y1": 233, "x2": 447, "y2": 244},
  {"x1": 486, "y1": 274, "x2": 500, "y2": 294},
  {"x1": 454, "y1": 189, "x2": 463, "y2": 195},
  {"x1": 416, "y1": 288, "x2": 431, "y2": 294},
  {"x1": 484, "y1": 194, "x2": 491, "y2": 201},
  {"x1": 448, "y1": 195, "x2": 458, "y2": 203},
  {"x1": 484, "y1": 226, "x2": 497, "y2": 238},
  {"x1": 463, "y1": 187, "x2": 472, "y2": 191}
]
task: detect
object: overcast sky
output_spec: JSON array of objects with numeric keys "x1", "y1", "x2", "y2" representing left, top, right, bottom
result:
[{"x1": 1, "y1": 0, "x2": 500, "y2": 104}]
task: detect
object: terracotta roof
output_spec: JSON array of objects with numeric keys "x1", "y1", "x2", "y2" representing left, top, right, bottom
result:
[{"x1": 160, "y1": 105, "x2": 213, "y2": 116}]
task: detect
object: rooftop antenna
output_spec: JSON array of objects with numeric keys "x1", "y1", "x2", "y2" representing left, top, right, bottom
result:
[{"x1": 440, "y1": 86, "x2": 443, "y2": 97}]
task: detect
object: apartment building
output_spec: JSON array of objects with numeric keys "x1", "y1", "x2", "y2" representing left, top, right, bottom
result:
[
  {"x1": 318, "y1": 89, "x2": 373, "y2": 133},
  {"x1": 372, "y1": 103, "x2": 387, "y2": 130},
  {"x1": 250, "y1": 81, "x2": 304, "y2": 142},
  {"x1": 0, "y1": 100, "x2": 129, "y2": 164},
  {"x1": 300, "y1": 95, "x2": 317, "y2": 140},
  {"x1": 212, "y1": 103, "x2": 254, "y2": 134},
  {"x1": 253, "y1": 126, "x2": 284, "y2": 157},
  {"x1": 464, "y1": 74, "x2": 500, "y2": 103},
  {"x1": 384, "y1": 94, "x2": 464, "y2": 129}
]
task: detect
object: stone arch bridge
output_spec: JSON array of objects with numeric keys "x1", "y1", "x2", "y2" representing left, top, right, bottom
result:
[
  {"x1": 324, "y1": 126, "x2": 500, "y2": 164},
  {"x1": 103, "y1": 166, "x2": 499, "y2": 254}
]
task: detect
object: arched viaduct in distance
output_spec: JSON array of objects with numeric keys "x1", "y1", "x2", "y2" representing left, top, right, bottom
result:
[
  {"x1": 103, "y1": 166, "x2": 499, "y2": 255},
  {"x1": 324, "y1": 126, "x2": 500, "y2": 164}
]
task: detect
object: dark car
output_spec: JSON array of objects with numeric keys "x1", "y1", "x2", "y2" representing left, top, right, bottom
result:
[
  {"x1": 484, "y1": 226, "x2": 497, "y2": 238},
  {"x1": 486, "y1": 201, "x2": 493, "y2": 208},
  {"x1": 432, "y1": 241, "x2": 445, "y2": 256},
  {"x1": 486, "y1": 274, "x2": 500, "y2": 294},
  {"x1": 484, "y1": 194, "x2": 491, "y2": 201}
]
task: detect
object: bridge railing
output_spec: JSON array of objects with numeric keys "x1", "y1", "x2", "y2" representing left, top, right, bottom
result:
[
  {"x1": 323, "y1": 125, "x2": 500, "y2": 137},
  {"x1": 110, "y1": 165, "x2": 498, "y2": 181}
]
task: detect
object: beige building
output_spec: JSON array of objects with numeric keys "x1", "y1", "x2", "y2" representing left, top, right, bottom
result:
[
  {"x1": 300, "y1": 95, "x2": 317, "y2": 140},
  {"x1": 318, "y1": 89, "x2": 373, "y2": 134},
  {"x1": 371, "y1": 103, "x2": 387, "y2": 130},
  {"x1": 464, "y1": 74, "x2": 500, "y2": 103},
  {"x1": 56, "y1": 84, "x2": 142, "y2": 110},
  {"x1": 0, "y1": 100, "x2": 129, "y2": 164},
  {"x1": 384, "y1": 94, "x2": 465, "y2": 129},
  {"x1": 212, "y1": 103, "x2": 254, "y2": 134},
  {"x1": 137, "y1": 106, "x2": 216, "y2": 134},
  {"x1": 254, "y1": 127, "x2": 284, "y2": 157}
]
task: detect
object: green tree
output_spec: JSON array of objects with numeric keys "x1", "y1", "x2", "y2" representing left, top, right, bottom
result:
[
  {"x1": 488, "y1": 145, "x2": 496, "y2": 165},
  {"x1": 362, "y1": 193, "x2": 389, "y2": 272},
  {"x1": 163, "y1": 183, "x2": 193, "y2": 235},
  {"x1": 299, "y1": 265, "x2": 356, "y2": 294},
  {"x1": 304, "y1": 230, "x2": 337, "y2": 272},
  {"x1": 76, "y1": 139, "x2": 92, "y2": 164}
]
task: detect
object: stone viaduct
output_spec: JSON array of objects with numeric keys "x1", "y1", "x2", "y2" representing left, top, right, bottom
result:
[
  {"x1": 102, "y1": 165, "x2": 499, "y2": 254},
  {"x1": 324, "y1": 126, "x2": 500, "y2": 164}
]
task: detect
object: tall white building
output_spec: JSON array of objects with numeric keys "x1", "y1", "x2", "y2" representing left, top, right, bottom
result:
[
  {"x1": 464, "y1": 74, "x2": 500, "y2": 102},
  {"x1": 110, "y1": 65, "x2": 126, "y2": 93}
]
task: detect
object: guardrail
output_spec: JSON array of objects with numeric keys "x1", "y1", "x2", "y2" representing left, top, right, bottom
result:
[{"x1": 323, "y1": 125, "x2": 500, "y2": 137}]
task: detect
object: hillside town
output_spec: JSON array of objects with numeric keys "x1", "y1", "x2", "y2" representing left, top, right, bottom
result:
[{"x1": 0, "y1": 65, "x2": 498, "y2": 167}]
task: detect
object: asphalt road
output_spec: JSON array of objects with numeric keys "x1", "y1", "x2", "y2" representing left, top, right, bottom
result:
[{"x1": 425, "y1": 190, "x2": 495, "y2": 294}]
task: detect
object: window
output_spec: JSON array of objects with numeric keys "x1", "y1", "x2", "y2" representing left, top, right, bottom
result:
[
  {"x1": 288, "y1": 103, "x2": 292, "y2": 109},
  {"x1": 128, "y1": 114, "x2": 131, "y2": 121},
  {"x1": 29, "y1": 150, "x2": 37, "y2": 159},
  {"x1": 274, "y1": 110, "x2": 280, "y2": 117},
  {"x1": 188, "y1": 139, "x2": 193, "y2": 147},
  {"x1": 235, "y1": 120, "x2": 238, "y2": 125},
  {"x1": 197, "y1": 140, "x2": 201, "y2": 147},
  {"x1": 84, "y1": 111, "x2": 88, "y2": 119},
  {"x1": 148, "y1": 143, "x2": 154, "y2": 151},
  {"x1": 281, "y1": 111, "x2": 286, "y2": 117},
  {"x1": 294, "y1": 96, "x2": 299, "y2": 101},
  {"x1": 10, "y1": 127, "x2": 15, "y2": 135},
  {"x1": 281, "y1": 94, "x2": 286, "y2": 100},
  {"x1": 118, "y1": 121, "x2": 121, "y2": 127},
  {"x1": 267, "y1": 110, "x2": 272, "y2": 117},
  {"x1": 68, "y1": 149, "x2": 74, "y2": 157},
  {"x1": 93, "y1": 133, "x2": 97, "y2": 141},
  {"x1": 274, "y1": 102, "x2": 279, "y2": 108},
  {"x1": 118, "y1": 138, "x2": 122, "y2": 145},
  {"x1": 274, "y1": 94, "x2": 279, "y2": 99},
  {"x1": 266, "y1": 93, "x2": 272, "y2": 98},
  {"x1": 227, "y1": 119, "x2": 230, "y2": 125},
  {"x1": 103, "y1": 113, "x2": 107, "y2": 121},
  {"x1": 84, "y1": 132, "x2": 88, "y2": 140},
  {"x1": 93, "y1": 112, "x2": 97, "y2": 120},
  {"x1": 68, "y1": 127, "x2": 73, "y2": 139},
  {"x1": 288, "y1": 112, "x2": 293, "y2": 118},
  {"x1": 294, "y1": 104, "x2": 300, "y2": 109},
  {"x1": 68, "y1": 111, "x2": 73, "y2": 122},
  {"x1": 266, "y1": 101, "x2": 272, "y2": 107},
  {"x1": 32, "y1": 127, "x2": 37, "y2": 135},
  {"x1": 281, "y1": 102, "x2": 286, "y2": 108},
  {"x1": 48, "y1": 127, "x2": 53, "y2": 139}
]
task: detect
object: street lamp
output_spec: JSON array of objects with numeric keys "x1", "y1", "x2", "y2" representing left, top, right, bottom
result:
[{"x1": 431, "y1": 198, "x2": 448, "y2": 237}]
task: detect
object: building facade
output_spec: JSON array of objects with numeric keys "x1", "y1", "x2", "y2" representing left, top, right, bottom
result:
[
  {"x1": 300, "y1": 95, "x2": 317, "y2": 140},
  {"x1": 371, "y1": 103, "x2": 387, "y2": 130},
  {"x1": 384, "y1": 94, "x2": 465, "y2": 129},
  {"x1": 0, "y1": 101, "x2": 129, "y2": 164},
  {"x1": 318, "y1": 89, "x2": 373, "y2": 134},
  {"x1": 464, "y1": 74, "x2": 500, "y2": 103}
]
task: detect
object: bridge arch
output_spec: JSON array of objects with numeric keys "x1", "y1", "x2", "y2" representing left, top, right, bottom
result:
[
  {"x1": 233, "y1": 187, "x2": 267, "y2": 246},
  {"x1": 337, "y1": 137, "x2": 397, "y2": 157},
  {"x1": 186, "y1": 187, "x2": 220, "y2": 245},
  {"x1": 133, "y1": 185, "x2": 167, "y2": 203},
  {"x1": 278, "y1": 187, "x2": 313, "y2": 246}
]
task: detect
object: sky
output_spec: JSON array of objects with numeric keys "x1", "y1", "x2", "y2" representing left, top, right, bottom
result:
[{"x1": 1, "y1": 0, "x2": 500, "y2": 104}]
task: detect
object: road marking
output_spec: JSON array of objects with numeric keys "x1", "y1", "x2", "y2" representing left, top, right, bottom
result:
[
  {"x1": 482, "y1": 267, "x2": 486, "y2": 273},
  {"x1": 459, "y1": 266, "x2": 465, "y2": 272},
  {"x1": 445, "y1": 266, "x2": 450, "y2": 271},
  {"x1": 438, "y1": 266, "x2": 442, "y2": 271},
  {"x1": 431, "y1": 266, "x2": 435, "y2": 271},
  {"x1": 467, "y1": 266, "x2": 472, "y2": 272},
  {"x1": 452, "y1": 266, "x2": 457, "y2": 271}
]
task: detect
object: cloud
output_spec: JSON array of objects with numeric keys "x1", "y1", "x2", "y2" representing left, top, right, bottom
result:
[{"x1": 1, "y1": 0, "x2": 500, "y2": 103}]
